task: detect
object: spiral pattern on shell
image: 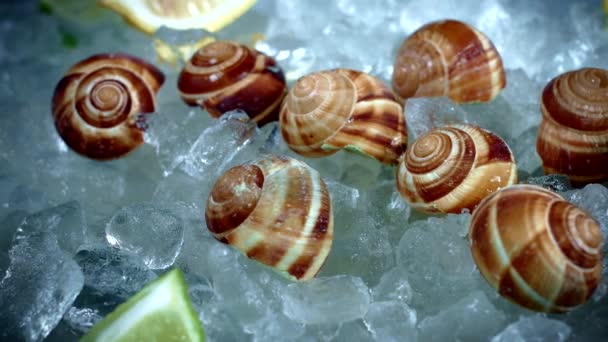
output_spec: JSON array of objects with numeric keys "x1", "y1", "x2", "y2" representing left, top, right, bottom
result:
[
  {"x1": 392, "y1": 19, "x2": 506, "y2": 103},
  {"x1": 396, "y1": 124, "x2": 517, "y2": 213},
  {"x1": 280, "y1": 69, "x2": 408, "y2": 165},
  {"x1": 178, "y1": 40, "x2": 287, "y2": 125},
  {"x1": 536, "y1": 68, "x2": 608, "y2": 185},
  {"x1": 470, "y1": 184, "x2": 603, "y2": 312},
  {"x1": 205, "y1": 155, "x2": 333, "y2": 281},
  {"x1": 52, "y1": 53, "x2": 164, "y2": 160}
]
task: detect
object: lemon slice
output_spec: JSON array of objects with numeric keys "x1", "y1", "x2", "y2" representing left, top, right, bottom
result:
[
  {"x1": 81, "y1": 268, "x2": 205, "y2": 342},
  {"x1": 98, "y1": 0, "x2": 257, "y2": 34},
  {"x1": 154, "y1": 36, "x2": 215, "y2": 66}
]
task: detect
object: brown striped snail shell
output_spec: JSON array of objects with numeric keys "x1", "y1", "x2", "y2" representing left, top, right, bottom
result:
[
  {"x1": 536, "y1": 68, "x2": 608, "y2": 185},
  {"x1": 177, "y1": 40, "x2": 287, "y2": 125},
  {"x1": 279, "y1": 69, "x2": 408, "y2": 165},
  {"x1": 205, "y1": 155, "x2": 333, "y2": 281},
  {"x1": 392, "y1": 19, "x2": 506, "y2": 103},
  {"x1": 470, "y1": 184, "x2": 603, "y2": 313},
  {"x1": 396, "y1": 124, "x2": 517, "y2": 213},
  {"x1": 52, "y1": 53, "x2": 164, "y2": 160}
]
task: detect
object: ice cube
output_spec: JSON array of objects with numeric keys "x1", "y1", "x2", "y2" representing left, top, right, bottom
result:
[
  {"x1": 363, "y1": 301, "x2": 417, "y2": 341},
  {"x1": 62, "y1": 306, "x2": 102, "y2": 335},
  {"x1": 404, "y1": 97, "x2": 469, "y2": 140},
  {"x1": 372, "y1": 267, "x2": 413, "y2": 303},
  {"x1": 491, "y1": 315, "x2": 571, "y2": 342},
  {"x1": 320, "y1": 181, "x2": 394, "y2": 283},
  {"x1": 396, "y1": 214, "x2": 480, "y2": 315},
  {"x1": 74, "y1": 246, "x2": 157, "y2": 300},
  {"x1": 144, "y1": 98, "x2": 212, "y2": 176},
  {"x1": 334, "y1": 320, "x2": 372, "y2": 342},
  {"x1": 511, "y1": 126, "x2": 543, "y2": 178},
  {"x1": 281, "y1": 275, "x2": 371, "y2": 325},
  {"x1": 0, "y1": 206, "x2": 85, "y2": 341},
  {"x1": 106, "y1": 203, "x2": 185, "y2": 269},
  {"x1": 181, "y1": 111, "x2": 258, "y2": 179},
  {"x1": 418, "y1": 291, "x2": 506, "y2": 341}
]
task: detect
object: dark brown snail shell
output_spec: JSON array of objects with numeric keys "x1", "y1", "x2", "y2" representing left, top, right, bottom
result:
[
  {"x1": 177, "y1": 40, "x2": 287, "y2": 125},
  {"x1": 52, "y1": 53, "x2": 165, "y2": 160}
]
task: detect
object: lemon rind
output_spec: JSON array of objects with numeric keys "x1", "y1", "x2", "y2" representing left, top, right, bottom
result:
[{"x1": 98, "y1": 0, "x2": 257, "y2": 34}]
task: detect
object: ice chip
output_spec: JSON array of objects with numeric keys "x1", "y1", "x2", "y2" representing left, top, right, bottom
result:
[
  {"x1": 418, "y1": 291, "x2": 506, "y2": 341},
  {"x1": 281, "y1": 275, "x2": 371, "y2": 324},
  {"x1": 363, "y1": 301, "x2": 417, "y2": 342},
  {"x1": 491, "y1": 315, "x2": 571, "y2": 342},
  {"x1": 63, "y1": 306, "x2": 102, "y2": 334},
  {"x1": 181, "y1": 111, "x2": 258, "y2": 179},
  {"x1": 405, "y1": 97, "x2": 469, "y2": 139},
  {"x1": 0, "y1": 206, "x2": 85, "y2": 341},
  {"x1": 106, "y1": 203, "x2": 185, "y2": 269},
  {"x1": 522, "y1": 174, "x2": 573, "y2": 193},
  {"x1": 397, "y1": 214, "x2": 479, "y2": 314},
  {"x1": 372, "y1": 267, "x2": 413, "y2": 303},
  {"x1": 74, "y1": 246, "x2": 157, "y2": 299}
]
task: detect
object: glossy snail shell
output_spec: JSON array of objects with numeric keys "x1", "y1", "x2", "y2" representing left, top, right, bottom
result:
[
  {"x1": 205, "y1": 155, "x2": 333, "y2": 281},
  {"x1": 52, "y1": 53, "x2": 164, "y2": 160},
  {"x1": 396, "y1": 124, "x2": 517, "y2": 213},
  {"x1": 536, "y1": 68, "x2": 608, "y2": 185},
  {"x1": 470, "y1": 184, "x2": 603, "y2": 313},
  {"x1": 392, "y1": 19, "x2": 506, "y2": 103},
  {"x1": 177, "y1": 40, "x2": 287, "y2": 125},
  {"x1": 279, "y1": 69, "x2": 408, "y2": 165}
]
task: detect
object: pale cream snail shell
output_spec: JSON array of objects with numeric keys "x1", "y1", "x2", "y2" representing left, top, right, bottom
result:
[
  {"x1": 536, "y1": 67, "x2": 608, "y2": 185},
  {"x1": 280, "y1": 68, "x2": 408, "y2": 165},
  {"x1": 52, "y1": 53, "x2": 164, "y2": 160},
  {"x1": 178, "y1": 40, "x2": 287, "y2": 125},
  {"x1": 205, "y1": 155, "x2": 333, "y2": 281},
  {"x1": 469, "y1": 184, "x2": 603, "y2": 312},
  {"x1": 396, "y1": 124, "x2": 517, "y2": 213},
  {"x1": 392, "y1": 19, "x2": 506, "y2": 103}
]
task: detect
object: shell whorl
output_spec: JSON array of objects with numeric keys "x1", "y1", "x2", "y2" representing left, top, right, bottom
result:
[
  {"x1": 52, "y1": 53, "x2": 164, "y2": 160},
  {"x1": 469, "y1": 184, "x2": 603, "y2": 313},
  {"x1": 205, "y1": 155, "x2": 333, "y2": 281},
  {"x1": 396, "y1": 124, "x2": 517, "y2": 213},
  {"x1": 178, "y1": 40, "x2": 287, "y2": 125},
  {"x1": 392, "y1": 19, "x2": 506, "y2": 103},
  {"x1": 280, "y1": 69, "x2": 408, "y2": 164},
  {"x1": 537, "y1": 68, "x2": 608, "y2": 185}
]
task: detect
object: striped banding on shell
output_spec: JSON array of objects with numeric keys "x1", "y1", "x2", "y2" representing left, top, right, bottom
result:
[
  {"x1": 470, "y1": 184, "x2": 603, "y2": 313},
  {"x1": 536, "y1": 68, "x2": 608, "y2": 185},
  {"x1": 396, "y1": 124, "x2": 517, "y2": 213},
  {"x1": 177, "y1": 40, "x2": 287, "y2": 125},
  {"x1": 279, "y1": 68, "x2": 408, "y2": 165},
  {"x1": 205, "y1": 155, "x2": 333, "y2": 281},
  {"x1": 392, "y1": 19, "x2": 506, "y2": 103},
  {"x1": 52, "y1": 53, "x2": 165, "y2": 160}
]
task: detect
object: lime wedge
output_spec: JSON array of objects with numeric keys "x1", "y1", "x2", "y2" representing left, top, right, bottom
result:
[{"x1": 81, "y1": 268, "x2": 205, "y2": 342}]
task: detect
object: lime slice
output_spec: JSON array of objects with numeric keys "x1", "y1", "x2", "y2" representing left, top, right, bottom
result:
[
  {"x1": 98, "y1": 0, "x2": 257, "y2": 34},
  {"x1": 81, "y1": 268, "x2": 205, "y2": 342}
]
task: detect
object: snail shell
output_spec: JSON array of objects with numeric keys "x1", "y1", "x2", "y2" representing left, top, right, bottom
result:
[
  {"x1": 205, "y1": 155, "x2": 333, "y2": 281},
  {"x1": 536, "y1": 68, "x2": 608, "y2": 185},
  {"x1": 52, "y1": 53, "x2": 165, "y2": 160},
  {"x1": 469, "y1": 184, "x2": 603, "y2": 312},
  {"x1": 177, "y1": 40, "x2": 287, "y2": 125},
  {"x1": 392, "y1": 19, "x2": 506, "y2": 103},
  {"x1": 279, "y1": 69, "x2": 408, "y2": 165},
  {"x1": 396, "y1": 124, "x2": 517, "y2": 213}
]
